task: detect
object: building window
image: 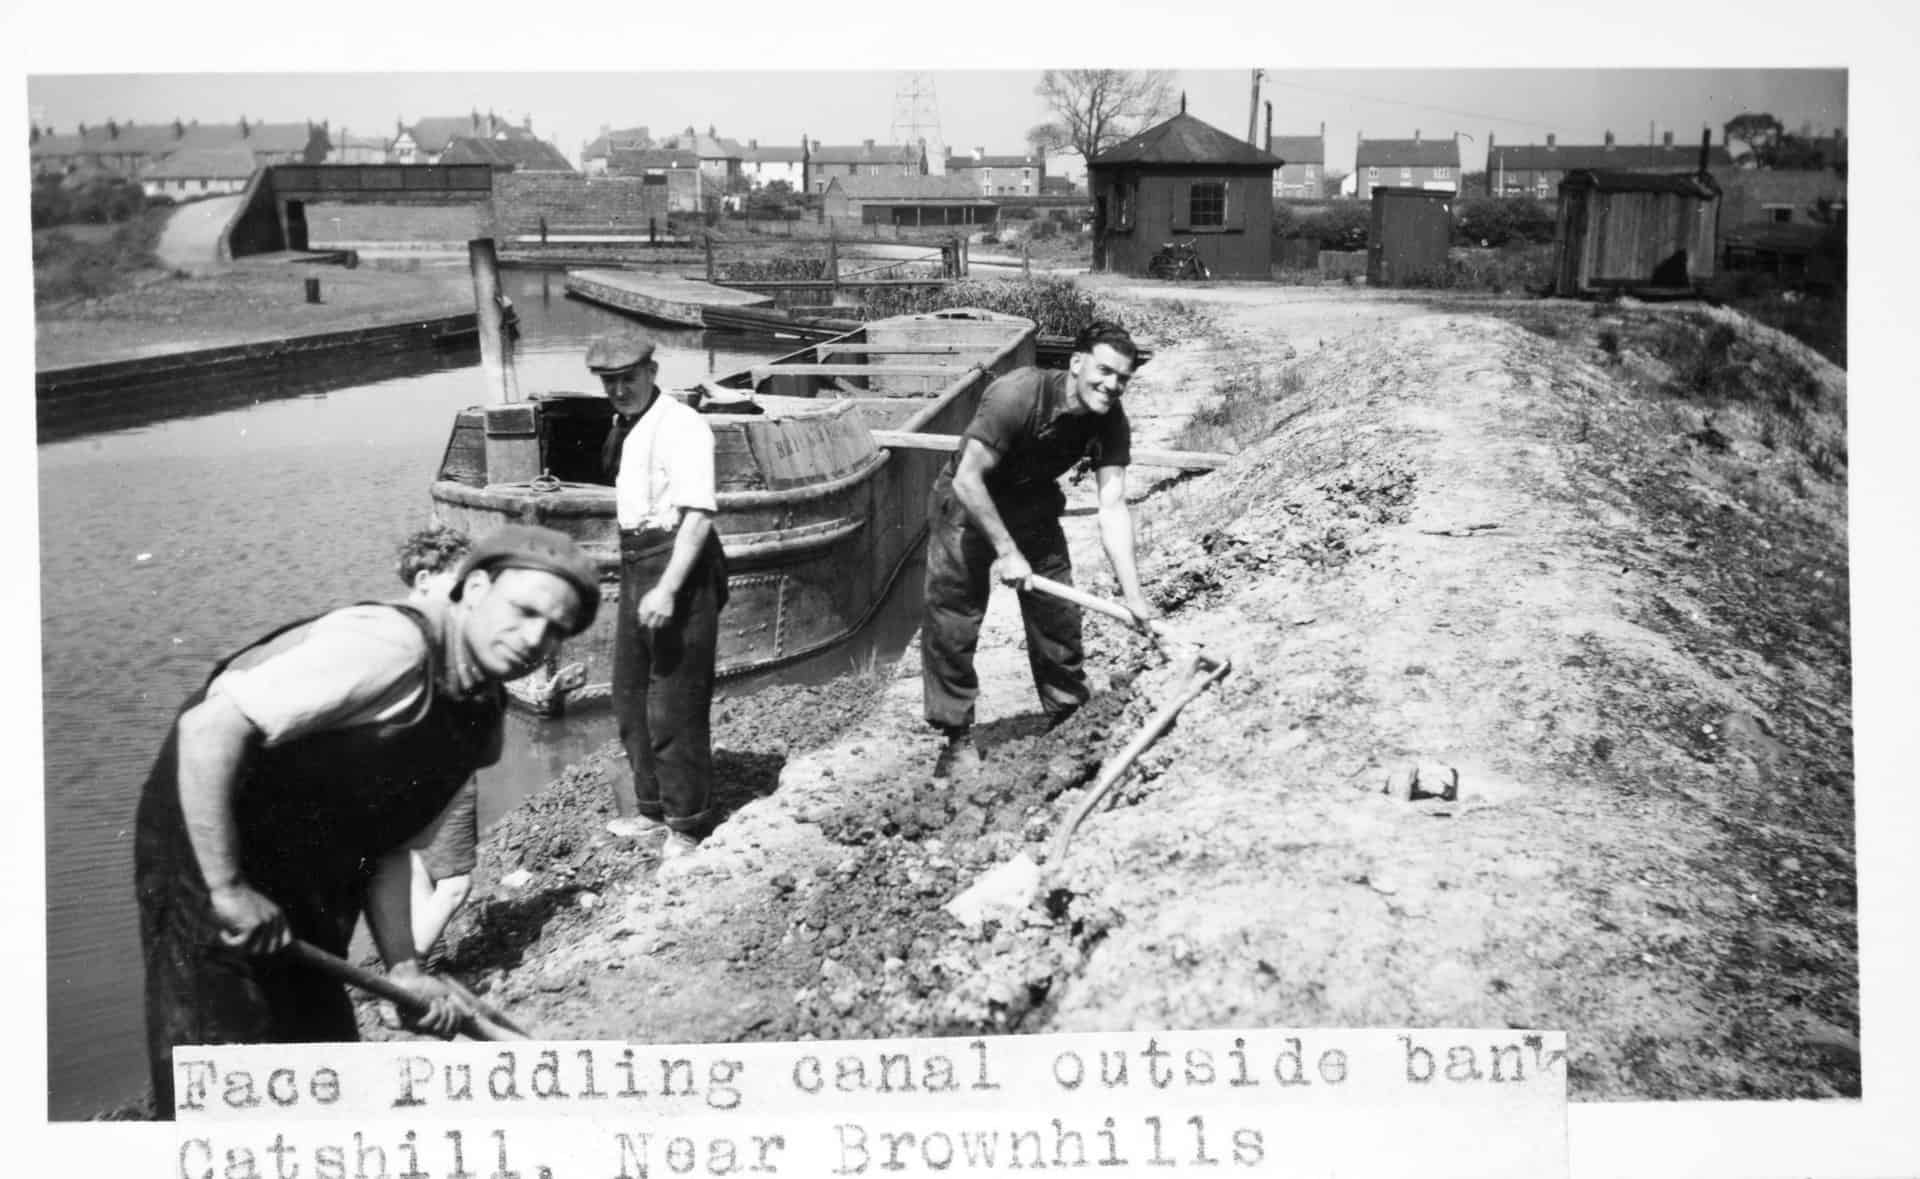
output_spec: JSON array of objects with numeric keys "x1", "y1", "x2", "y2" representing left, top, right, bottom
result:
[
  {"x1": 1433, "y1": 166, "x2": 1449, "y2": 180},
  {"x1": 1400, "y1": 167, "x2": 1412, "y2": 183},
  {"x1": 1367, "y1": 166, "x2": 1380, "y2": 181},
  {"x1": 1763, "y1": 203, "x2": 1795, "y2": 223},
  {"x1": 1305, "y1": 166, "x2": 1317, "y2": 179},
  {"x1": 1189, "y1": 180, "x2": 1226, "y2": 227},
  {"x1": 1116, "y1": 183, "x2": 1134, "y2": 229}
]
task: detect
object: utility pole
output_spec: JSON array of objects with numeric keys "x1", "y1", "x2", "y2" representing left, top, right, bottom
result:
[
  {"x1": 1247, "y1": 69, "x2": 1264, "y2": 145},
  {"x1": 890, "y1": 73, "x2": 945, "y2": 175}
]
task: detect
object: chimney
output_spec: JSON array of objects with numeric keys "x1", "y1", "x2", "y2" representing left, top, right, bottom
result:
[
  {"x1": 1604, "y1": 130, "x2": 1615, "y2": 148},
  {"x1": 472, "y1": 109, "x2": 481, "y2": 131},
  {"x1": 811, "y1": 138, "x2": 820, "y2": 152},
  {"x1": 239, "y1": 116, "x2": 250, "y2": 138},
  {"x1": 748, "y1": 138, "x2": 758, "y2": 151},
  {"x1": 1663, "y1": 130, "x2": 1674, "y2": 147},
  {"x1": 1319, "y1": 121, "x2": 1325, "y2": 137},
  {"x1": 1414, "y1": 129, "x2": 1420, "y2": 143},
  {"x1": 1698, "y1": 127, "x2": 1711, "y2": 176},
  {"x1": 78, "y1": 121, "x2": 87, "y2": 137},
  {"x1": 1546, "y1": 133, "x2": 1556, "y2": 149},
  {"x1": 173, "y1": 117, "x2": 185, "y2": 139},
  {"x1": 863, "y1": 138, "x2": 875, "y2": 152},
  {"x1": 1180, "y1": 92, "x2": 1187, "y2": 114},
  {"x1": 107, "y1": 118, "x2": 119, "y2": 139},
  {"x1": 973, "y1": 146, "x2": 985, "y2": 160},
  {"x1": 1265, "y1": 101, "x2": 1272, "y2": 148},
  {"x1": 523, "y1": 114, "x2": 532, "y2": 132}
]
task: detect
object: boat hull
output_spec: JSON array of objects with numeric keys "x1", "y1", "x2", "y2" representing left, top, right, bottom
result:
[{"x1": 429, "y1": 309, "x2": 1036, "y2": 712}]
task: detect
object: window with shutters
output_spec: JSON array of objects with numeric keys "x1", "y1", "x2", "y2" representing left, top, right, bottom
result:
[{"x1": 1190, "y1": 180, "x2": 1226, "y2": 227}]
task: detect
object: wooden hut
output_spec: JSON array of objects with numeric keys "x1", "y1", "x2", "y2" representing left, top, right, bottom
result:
[
  {"x1": 1088, "y1": 107, "x2": 1282, "y2": 278},
  {"x1": 1367, "y1": 187, "x2": 1455, "y2": 286},
  {"x1": 1554, "y1": 169, "x2": 1720, "y2": 297}
]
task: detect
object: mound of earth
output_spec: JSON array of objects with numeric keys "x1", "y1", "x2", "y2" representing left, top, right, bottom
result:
[{"x1": 369, "y1": 284, "x2": 1853, "y2": 1102}]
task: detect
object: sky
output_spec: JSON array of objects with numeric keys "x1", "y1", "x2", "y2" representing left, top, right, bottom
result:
[
  {"x1": 6, "y1": 1, "x2": 1920, "y2": 1176},
  {"x1": 24, "y1": 68, "x2": 1848, "y2": 176}
]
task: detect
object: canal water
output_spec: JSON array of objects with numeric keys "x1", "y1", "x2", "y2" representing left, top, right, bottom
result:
[{"x1": 36, "y1": 267, "x2": 926, "y2": 1120}]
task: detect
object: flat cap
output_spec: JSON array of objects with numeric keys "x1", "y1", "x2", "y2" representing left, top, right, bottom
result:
[
  {"x1": 450, "y1": 523, "x2": 601, "y2": 635},
  {"x1": 585, "y1": 331, "x2": 656, "y2": 375}
]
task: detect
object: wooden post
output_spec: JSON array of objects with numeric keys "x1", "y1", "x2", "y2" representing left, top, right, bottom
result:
[
  {"x1": 649, "y1": 216, "x2": 657, "y2": 247},
  {"x1": 827, "y1": 233, "x2": 839, "y2": 294},
  {"x1": 467, "y1": 238, "x2": 521, "y2": 403},
  {"x1": 1023, "y1": 240, "x2": 1031, "y2": 276},
  {"x1": 705, "y1": 234, "x2": 715, "y2": 282},
  {"x1": 304, "y1": 277, "x2": 322, "y2": 303}
]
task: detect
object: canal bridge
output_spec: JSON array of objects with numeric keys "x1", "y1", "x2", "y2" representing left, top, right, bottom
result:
[{"x1": 222, "y1": 163, "x2": 496, "y2": 258}]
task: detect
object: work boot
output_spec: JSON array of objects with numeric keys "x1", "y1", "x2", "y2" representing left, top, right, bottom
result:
[
  {"x1": 606, "y1": 814, "x2": 668, "y2": 840},
  {"x1": 933, "y1": 729, "x2": 983, "y2": 779},
  {"x1": 660, "y1": 831, "x2": 700, "y2": 861}
]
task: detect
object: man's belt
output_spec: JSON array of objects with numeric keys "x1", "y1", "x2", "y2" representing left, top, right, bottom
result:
[{"x1": 619, "y1": 526, "x2": 677, "y2": 561}]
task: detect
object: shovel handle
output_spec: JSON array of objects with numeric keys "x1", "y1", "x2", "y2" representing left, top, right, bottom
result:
[
  {"x1": 1026, "y1": 575, "x2": 1148, "y2": 631},
  {"x1": 283, "y1": 939, "x2": 531, "y2": 1042}
]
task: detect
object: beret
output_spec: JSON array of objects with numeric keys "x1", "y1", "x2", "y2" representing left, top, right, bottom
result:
[
  {"x1": 450, "y1": 524, "x2": 601, "y2": 635},
  {"x1": 585, "y1": 331, "x2": 656, "y2": 375}
]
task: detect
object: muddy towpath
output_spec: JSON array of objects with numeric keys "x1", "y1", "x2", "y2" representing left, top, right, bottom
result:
[{"x1": 372, "y1": 282, "x2": 1854, "y2": 1102}]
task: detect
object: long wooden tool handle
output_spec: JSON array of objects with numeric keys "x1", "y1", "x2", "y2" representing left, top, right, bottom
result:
[
  {"x1": 1026, "y1": 575, "x2": 1145, "y2": 629},
  {"x1": 284, "y1": 940, "x2": 530, "y2": 1042}
]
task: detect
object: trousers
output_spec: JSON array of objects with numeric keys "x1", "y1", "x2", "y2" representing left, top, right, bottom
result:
[
  {"x1": 921, "y1": 474, "x2": 1086, "y2": 730},
  {"x1": 612, "y1": 529, "x2": 728, "y2": 834}
]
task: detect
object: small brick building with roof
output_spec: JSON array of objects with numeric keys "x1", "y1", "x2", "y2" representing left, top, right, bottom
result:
[{"x1": 1088, "y1": 106, "x2": 1282, "y2": 277}]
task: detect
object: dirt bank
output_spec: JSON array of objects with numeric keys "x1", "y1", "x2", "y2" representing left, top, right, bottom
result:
[{"x1": 369, "y1": 281, "x2": 1853, "y2": 1101}]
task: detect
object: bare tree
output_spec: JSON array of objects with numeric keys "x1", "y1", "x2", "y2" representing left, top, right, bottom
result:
[
  {"x1": 1026, "y1": 122, "x2": 1070, "y2": 158},
  {"x1": 1034, "y1": 70, "x2": 1177, "y2": 163}
]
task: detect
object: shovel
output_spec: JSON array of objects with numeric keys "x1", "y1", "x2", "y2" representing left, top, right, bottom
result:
[
  {"x1": 945, "y1": 579, "x2": 1233, "y2": 929},
  {"x1": 284, "y1": 939, "x2": 536, "y2": 1042}
]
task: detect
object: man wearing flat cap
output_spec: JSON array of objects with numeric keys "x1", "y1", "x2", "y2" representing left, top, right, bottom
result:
[
  {"x1": 134, "y1": 523, "x2": 599, "y2": 1118},
  {"x1": 587, "y1": 331, "x2": 728, "y2": 859}
]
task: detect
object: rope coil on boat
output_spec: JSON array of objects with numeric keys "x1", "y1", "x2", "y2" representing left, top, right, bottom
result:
[{"x1": 529, "y1": 471, "x2": 563, "y2": 494}]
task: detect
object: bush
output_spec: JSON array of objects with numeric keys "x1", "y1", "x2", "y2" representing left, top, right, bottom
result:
[
  {"x1": 855, "y1": 274, "x2": 1102, "y2": 337},
  {"x1": 1282, "y1": 203, "x2": 1371, "y2": 251},
  {"x1": 32, "y1": 206, "x2": 170, "y2": 304},
  {"x1": 1454, "y1": 196, "x2": 1556, "y2": 248}
]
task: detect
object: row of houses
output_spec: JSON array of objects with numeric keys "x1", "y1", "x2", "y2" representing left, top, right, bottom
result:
[
  {"x1": 29, "y1": 110, "x2": 574, "y2": 198},
  {"x1": 1266, "y1": 124, "x2": 1845, "y2": 202}
]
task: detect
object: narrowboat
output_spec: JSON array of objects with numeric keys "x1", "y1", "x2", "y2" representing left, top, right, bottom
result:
[{"x1": 429, "y1": 308, "x2": 1038, "y2": 713}]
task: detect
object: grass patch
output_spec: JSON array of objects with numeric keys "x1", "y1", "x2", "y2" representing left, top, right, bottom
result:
[
  {"x1": 32, "y1": 208, "x2": 170, "y2": 306},
  {"x1": 1173, "y1": 364, "x2": 1308, "y2": 454}
]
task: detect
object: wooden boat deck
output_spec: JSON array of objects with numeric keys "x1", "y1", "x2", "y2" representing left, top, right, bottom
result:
[{"x1": 565, "y1": 269, "x2": 774, "y2": 327}]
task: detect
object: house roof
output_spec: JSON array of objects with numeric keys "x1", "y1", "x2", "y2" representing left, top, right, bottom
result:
[
  {"x1": 745, "y1": 144, "x2": 808, "y2": 164},
  {"x1": 1266, "y1": 134, "x2": 1323, "y2": 165},
  {"x1": 610, "y1": 148, "x2": 701, "y2": 172},
  {"x1": 141, "y1": 147, "x2": 261, "y2": 181},
  {"x1": 1356, "y1": 138, "x2": 1461, "y2": 168},
  {"x1": 658, "y1": 131, "x2": 744, "y2": 159},
  {"x1": 947, "y1": 155, "x2": 1037, "y2": 169},
  {"x1": 583, "y1": 127, "x2": 652, "y2": 159},
  {"x1": 826, "y1": 174, "x2": 991, "y2": 202},
  {"x1": 1491, "y1": 141, "x2": 1733, "y2": 171},
  {"x1": 405, "y1": 115, "x2": 529, "y2": 153},
  {"x1": 441, "y1": 136, "x2": 574, "y2": 171},
  {"x1": 1089, "y1": 112, "x2": 1282, "y2": 168},
  {"x1": 1560, "y1": 169, "x2": 1720, "y2": 197},
  {"x1": 174, "y1": 121, "x2": 319, "y2": 156},
  {"x1": 809, "y1": 142, "x2": 907, "y2": 165}
]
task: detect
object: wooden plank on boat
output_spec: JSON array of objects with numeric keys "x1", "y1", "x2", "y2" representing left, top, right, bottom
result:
[
  {"x1": 869, "y1": 430, "x2": 1232, "y2": 472},
  {"x1": 566, "y1": 268, "x2": 773, "y2": 328},
  {"x1": 750, "y1": 364, "x2": 977, "y2": 382},
  {"x1": 815, "y1": 344, "x2": 971, "y2": 358}
]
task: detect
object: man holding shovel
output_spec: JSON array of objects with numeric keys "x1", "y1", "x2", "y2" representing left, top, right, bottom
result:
[
  {"x1": 134, "y1": 524, "x2": 599, "y2": 1118},
  {"x1": 923, "y1": 320, "x2": 1159, "y2": 777}
]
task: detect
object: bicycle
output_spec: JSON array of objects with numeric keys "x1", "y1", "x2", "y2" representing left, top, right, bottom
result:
[{"x1": 1147, "y1": 238, "x2": 1210, "y2": 281}]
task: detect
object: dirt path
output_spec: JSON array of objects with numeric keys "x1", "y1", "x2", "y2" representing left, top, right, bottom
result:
[
  {"x1": 380, "y1": 282, "x2": 1854, "y2": 1102},
  {"x1": 153, "y1": 194, "x2": 247, "y2": 274}
]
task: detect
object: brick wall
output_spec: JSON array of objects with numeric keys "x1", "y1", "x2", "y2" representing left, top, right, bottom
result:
[
  {"x1": 305, "y1": 201, "x2": 484, "y2": 245},
  {"x1": 488, "y1": 173, "x2": 678, "y2": 235}
]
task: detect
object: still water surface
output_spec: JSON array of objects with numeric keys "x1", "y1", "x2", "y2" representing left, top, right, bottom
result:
[{"x1": 37, "y1": 269, "x2": 920, "y2": 1119}]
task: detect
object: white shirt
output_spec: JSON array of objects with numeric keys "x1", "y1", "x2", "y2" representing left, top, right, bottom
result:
[{"x1": 615, "y1": 391, "x2": 718, "y2": 531}]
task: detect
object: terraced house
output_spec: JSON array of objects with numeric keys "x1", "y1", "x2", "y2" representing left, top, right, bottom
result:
[
  {"x1": 1486, "y1": 130, "x2": 1735, "y2": 200},
  {"x1": 1267, "y1": 124, "x2": 1326, "y2": 200},
  {"x1": 1354, "y1": 131, "x2": 1461, "y2": 201},
  {"x1": 942, "y1": 147, "x2": 1044, "y2": 196},
  {"x1": 581, "y1": 126, "x2": 652, "y2": 176},
  {"x1": 392, "y1": 111, "x2": 540, "y2": 164},
  {"x1": 806, "y1": 139, "x2": 920, "y2": 194},
  {"x1": 740, "y1": 138, "x2": 809, "y2": 190},
  {"x1": 29, "y1": 117, "x2": 329, "y2": 180}
]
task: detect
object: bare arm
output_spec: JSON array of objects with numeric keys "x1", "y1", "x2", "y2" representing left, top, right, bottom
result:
[
  {"x1": 365, "y1": 849, "x2": 472, "y2": 1035},
  {"x1": 636, "y1": 508, "x2": 716, "y2": 627},
  {"x1": 175, "y1": 693, "x2": 288, "y2": 954},
  {"x1": 1094, "y1": 464, "x2": 1160, "y2": 623},
  {"x1": 951, "y1": 439, "x2": 1032, "y2": 587}
]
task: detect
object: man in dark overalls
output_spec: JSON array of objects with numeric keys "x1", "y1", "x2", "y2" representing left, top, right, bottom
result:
[
  {"x1": 134, "y1": 524, "x2": 600, "y2": 1118},
  {"x1": 588, "y1": 331, "x2": 728, "y2": 860},
  {"x1": 923, "y1": 321, "x2": 1161, "y2": 777}
]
